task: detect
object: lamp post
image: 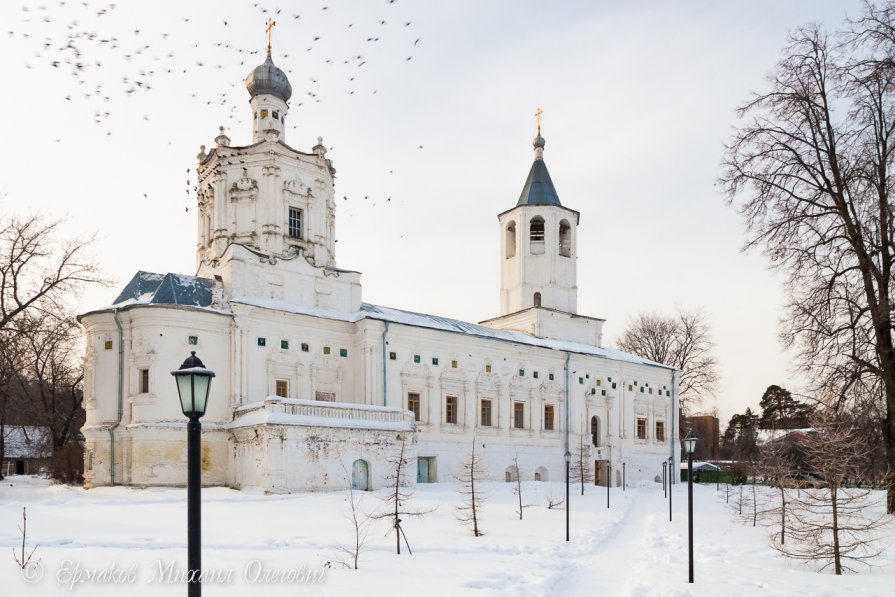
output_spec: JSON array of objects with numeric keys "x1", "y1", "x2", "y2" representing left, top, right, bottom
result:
[
  {"x1": 662, "y1": 460, "x2": 668, "y2": 499},
  {"x1": 606, "y1": 463, "x2": 611, "y2": 509},
  {"x1": 668, "y1": 457, "x2": 673, "y2": 522},
  {"x1": 171, "y1": 352, "x2": 215, "y2": 597},
  {"x1": 564, "y1": 450, "x2": 571, "y2": 542},
  {"x1": 684, "y1": 435, "x2": 697, "y2": 584}
]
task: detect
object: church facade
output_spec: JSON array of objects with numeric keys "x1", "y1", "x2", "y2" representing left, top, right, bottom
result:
[{"x1": 78, "y1": 50, "x2": 679, "y2": 493}]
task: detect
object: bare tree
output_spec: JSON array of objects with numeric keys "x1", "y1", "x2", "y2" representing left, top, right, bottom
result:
[
  {"x1": 569, "y1": 427, "x2": 592, "y2": 495},
  {"x1": 545, "y1": 488, "x2": 565, "y2": 510},
  {"x1": 0, "y1": 213, "x2": 105, "y2": 478},
  {"x1": 12, "y1": 507, "x2": 38, "y2": 570},
  {"x1": 728, "y1": 463, "x2": 760, "y2": 527},
  {"x1": 720, "y1": 2, "x2": 895, "y2": 513},
  {"x1": 336, "y1": 456, "x2": 370, "y2": 569},
  {"x1": 0, "y1": 214, "x2": 104, "y2": 331},
  {"x1": 511, "y1": 451, "x2": 529, "y2": 520},
  {"x1": 455, "y1": 438, "x2": 488, "y2": 537},
  {"x1": 774, "y1": 408, "x2": 890, "y2": 574},
  {"x1": 616, "y1": 309, "x2": 719, "y2": 415},
  {"x1": 759, "y1": 437, "x2": 798, "y2": 544},
  {"x1": 370, "y1": 441, "x2": 433, "y2": 554}
]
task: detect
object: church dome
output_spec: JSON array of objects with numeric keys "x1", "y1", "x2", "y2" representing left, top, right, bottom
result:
[
  {"x1": 245, "y1": 55, "x2": 292, "y2": 103},
  {"x1": 533, "y1": 135, "x2": 545, "y2": 149}
]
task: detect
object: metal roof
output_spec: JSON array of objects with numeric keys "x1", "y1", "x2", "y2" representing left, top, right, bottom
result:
[
  {"x1": 112, "y1": 271, "x2": 213, "y2": 307},
  {"x1": 517, "y1": 158, "x2": 562, "y2": 207}
]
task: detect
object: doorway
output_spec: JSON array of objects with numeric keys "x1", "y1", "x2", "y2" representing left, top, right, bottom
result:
[{"x1": 351, "y1": 459, "x2": 369, "y2": 491}]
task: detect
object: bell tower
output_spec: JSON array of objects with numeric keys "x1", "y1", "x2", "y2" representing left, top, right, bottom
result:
[
  {"x1": 497, "y1": 114, "x2": 579, "y2": 315},
  {"x1": 193, "y1": 22, "x2": 361, "y2": 313},
  {"x1": 481, "y1": 113, "x2": 603, "y2": 347}
]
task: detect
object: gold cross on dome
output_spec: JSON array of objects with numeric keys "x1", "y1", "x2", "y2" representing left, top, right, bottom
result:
[
  {"x1": 535, "y1": 107, "x2": 543, "y2": 136},
  {"x1": 266, "y1": 18, "x2": 276, "y2": 55}
]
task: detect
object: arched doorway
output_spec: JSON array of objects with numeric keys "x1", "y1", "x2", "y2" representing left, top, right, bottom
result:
[{"x1": 351, "y1": 459, "x2": 369, "y2": 491}]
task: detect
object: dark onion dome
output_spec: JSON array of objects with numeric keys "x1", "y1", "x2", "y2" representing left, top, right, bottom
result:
[
  {"x1": 533, "y1": 135, "x2": 545, "y2": 149},
  {"x1": 245, "y1": 55, "x2": 292, "y2": 102}
]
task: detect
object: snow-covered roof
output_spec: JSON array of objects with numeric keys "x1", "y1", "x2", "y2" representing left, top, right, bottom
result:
[
  {"x1": 679, "y1": 461, "x2": 721, "y2": 472},
  {"x1": 230, "y1": 297, "x2": 675, "y2": 371},
  {"x1": 90, "y1": 271, "x2": 676, "y2": 372},
  {"x1": 112, "y1": 271, "x2": 214, "y2": 307},
  {"x1": 756, "y1": 428, "x2": 815, "y2": 446},
  {"x1": 2, "y1": 426, "x2": 52, "y2": 459}
]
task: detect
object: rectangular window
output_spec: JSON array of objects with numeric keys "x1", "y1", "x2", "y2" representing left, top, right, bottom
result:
[
  {"x1": 485, "y1": 364, "x2": 492, "y2": 373},
  {"x1": 549, "y1": 373, "x2": 554, "y2": 381},
  {"x1": 445, "y1": 396, "x2": 458, "y2": 424},
  {"x1": 637, "y1": 418, "x2": 648, "y2": 440},
  {"x1": 544, "y1": 404, "x2": 555, "y2": 431},
  {"x1": 656, "y1": 421, "x2": 665, "y2": 442},
  {"x1": 340, "y1": 348, "x2": 348, "y2": 357},
  {"x1": 188, "y1": 335, "x2": 198, "y2": 345},
  {"x1": 257, "y1": 337, "x2": 266, "y2": 347},
  {"x1": 323, "y1": 346, "x2": 331, "y2": 355},
  {"x1": 139, "y1": 369, "x2": 149, "y2": 394},
  {"x1": 451, "y1": 360, "x2": 458, "y2": 369},
  {"x1": 104, "y1": 340, "x2": 113, "y2": 350},
  {"x1": 513, "y1": 402, "x2": 524, "y2": 429},
  {"x1": 275, "y1": 379, "x2": 288, "y2": 398},
  {"x1": 533, "y1": 371, "x2": 539, "y2": 379},
  {"x1": 301, "y1": 343, "x2": 309, "y2": 352},
  {"x1": 288, "y1": 207, "x2": 302, "y2": 239},
  {"x1": 480, "y1": 399, "x2": 492, "y2": 427},
  {"x1": 281, "y1": 340, "x2": 289, "y2": 350},
  {"x1": 407, "y1": 393, "x2": 420, "y2": 421},
  {"x1": 389, "y1": 351, "x2": 397, "y2": 360},
  {"x1": 432, "y1": 357, "x2": 439, "y2": 365},
  {"x1": 413, "y1": 354, "x2": 421, "y2": 364}
]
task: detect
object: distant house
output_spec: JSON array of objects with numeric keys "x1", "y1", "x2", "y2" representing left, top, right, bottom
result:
[
  {"x1": 682, "y1": 414, "x2": 720, "y2": 460},
  {"x1": 2, "y1": 426, "x2": 52, "y2": 476},
  {"x1": 679, "y1": 460, "x2": 721, "y2": 482},
  {"x1": 756, "y1": 428, "x2": 816, "y2": 446}
]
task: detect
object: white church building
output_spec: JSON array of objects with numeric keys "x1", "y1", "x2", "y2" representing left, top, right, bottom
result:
[{"x1": 79, "y1": 48, "x2": 679, "y2": 493}]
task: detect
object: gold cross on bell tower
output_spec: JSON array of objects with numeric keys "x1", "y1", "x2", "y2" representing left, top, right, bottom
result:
[
  {"x1": 535, "y1": 107, "x2": 543, "y2": 136},
  {"x1": 266, "y1": 18, "x2": 276, "y2": 56}
]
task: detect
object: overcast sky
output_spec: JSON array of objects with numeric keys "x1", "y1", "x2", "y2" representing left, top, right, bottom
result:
[{"x1": 0, "y1": 0, "x2": 866, "y2": 424}]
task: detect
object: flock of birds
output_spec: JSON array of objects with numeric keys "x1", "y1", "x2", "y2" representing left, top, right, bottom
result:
[{"x1": 7, "y1": 0, "x2": 425, "y2": 219}]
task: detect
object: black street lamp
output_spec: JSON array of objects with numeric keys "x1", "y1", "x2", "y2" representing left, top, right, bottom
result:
[
  {"x1": 684, "y1": 435, "x2": 698, "y2": 584},
  {"x1": 662, "y1": 460, "x2": 667, "y2": 499},
  {"x1": 606, "y1": 463, "x2": 611, "y2": 509},
  {"x1": 668, "y1": 456, "x2": 673, "y2": 522},
  {"x1": 171, "y1": 352, "x2": 215, "y2": 597},
  {"x1": 564, "y1": 450, "x2": 571, "y2": 542}
]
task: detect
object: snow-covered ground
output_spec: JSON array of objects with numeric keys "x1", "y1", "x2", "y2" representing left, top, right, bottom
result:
[{"x1": 0, "y1": 476, "x2": 891, "y2": 596}]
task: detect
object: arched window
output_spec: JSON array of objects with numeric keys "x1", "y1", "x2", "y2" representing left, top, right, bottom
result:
[
  {"x1": 559, "y1": 219, "x2": 571, "y2": 257},
  {"x1": 505, "y1": 465, "x2": 518, "y2": 482},
  {"x1": 533, "y1": 292, "x2": 541, "y2": 307},
  {"x1": 530, "y1": 216, "x2": 545, "y2": 254},
  {"x1": 591, "y1": 415, "x2": 601, "y2": 447},
  {"x1": 535, "y1": 466, "x2": 549, "y2": 482},
  {"x1": 506, "y1": 221, "x2": 516, "y2": 259}
]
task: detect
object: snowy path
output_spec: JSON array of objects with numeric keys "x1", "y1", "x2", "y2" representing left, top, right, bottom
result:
[{"x1": 539, "y1": 486, "x2": 671, "y2": 596}]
